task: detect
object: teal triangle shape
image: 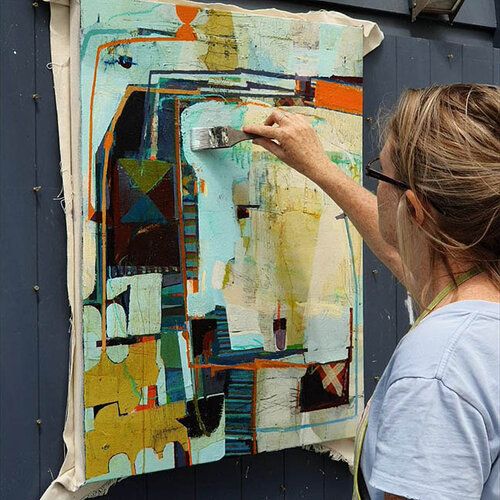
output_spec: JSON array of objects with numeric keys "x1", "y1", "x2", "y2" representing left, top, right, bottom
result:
[{"x1": 121, "y1": 195, "x2": 167, "y2": 224}]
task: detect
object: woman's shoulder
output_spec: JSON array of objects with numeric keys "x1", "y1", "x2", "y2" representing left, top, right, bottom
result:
[
  {"x1": 385, "y1": 300, "x2": 499, "y2": 418},
  {"x1": 390, "y1": 300, "x2": 499, "y2": 371}
]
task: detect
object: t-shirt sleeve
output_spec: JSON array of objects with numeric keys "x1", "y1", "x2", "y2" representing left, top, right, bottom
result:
[{"x1": 369, "y1": 377, "x2": 491, "y2": 500}]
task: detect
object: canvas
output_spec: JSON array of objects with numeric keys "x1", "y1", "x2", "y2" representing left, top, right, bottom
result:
[{"x1": 80, "y1": 0, "x2": 364, "y2": 482}]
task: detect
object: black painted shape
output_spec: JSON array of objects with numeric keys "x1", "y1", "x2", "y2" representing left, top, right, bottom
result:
[
  {"x1": 299, "y1": 365, "x2": 349, "y2": 412},
  {"x1": 111, "y1": 91, "x2": 147, "y2": 159},
  {"x1": 118, "y1": 55, "x2": 134, "y2": 69},
  {"x1": 178, "y1": 394, "x2": 224, "y2": 438},
  {"x1": 191, "y1": 318, "x2": 218, "y2": 357}
]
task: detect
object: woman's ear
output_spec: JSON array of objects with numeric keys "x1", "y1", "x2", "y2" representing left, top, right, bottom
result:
[{"x1": 404, "y1": 190, "x2": 425, "y2": 226}]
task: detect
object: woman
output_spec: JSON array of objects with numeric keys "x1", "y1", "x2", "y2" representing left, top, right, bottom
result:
[{"x1": 244, "y1": 84, "x2": 499, "y2": 499}]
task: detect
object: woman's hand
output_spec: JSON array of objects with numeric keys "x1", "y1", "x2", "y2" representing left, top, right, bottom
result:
[{"x1": 243, "y1": 109, "x2": 331, "y2": 183}]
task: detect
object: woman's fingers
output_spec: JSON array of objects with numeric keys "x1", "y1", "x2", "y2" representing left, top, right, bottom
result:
[
  {"x1": 244, "y1": 109, "x2": 293, "y2": 139},
  {"x1": 264, "y1": 109, "x2": 290, "y2": 126},
  {"x1": 243, "y1": 124, "x2": 282, "y2": 140},
  {"x1": 252, "y1": 138, "x2": 284, "y2": 159}
]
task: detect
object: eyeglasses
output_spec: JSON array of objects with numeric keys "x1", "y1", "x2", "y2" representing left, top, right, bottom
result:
[
  {"x1": 365, "y1": 157, "x2": 410, "y2": 191},
  {"x1": 365, "y1": 157, "x2": 447, "y2": 216}
]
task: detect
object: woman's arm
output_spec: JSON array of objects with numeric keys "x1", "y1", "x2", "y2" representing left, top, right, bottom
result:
[{"x1": 244, "y1": 110, "x2": 404, "y2": 281}]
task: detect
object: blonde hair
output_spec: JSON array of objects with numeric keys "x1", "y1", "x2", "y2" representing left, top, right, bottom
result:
[{"x1": 383, "y1": 84, "x2": 500, "y2": 305}]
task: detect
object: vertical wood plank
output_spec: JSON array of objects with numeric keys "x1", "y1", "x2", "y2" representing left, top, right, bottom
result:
[
  {"x1": 195, "y1": 457, "x2": 242, "y2": 500},
  {"x1": 362, "y1": 35, "x2": 399, "y2": 400},
  {"x1": 0, "y1": 1, "x2": 40, "y2": 499},
  {"x1": 241, "y1": 451, "x2": 285, "y2": 500},
  {"x1": 396, "y1": 36, "x2": 431, "y2": 91},
  {"x1": 323, "y1": 456, "x2": 352, "y2": 498},
  {"x1": 463, "y1": 46, "x2": 494, "y2": 83},
  {"x1": 147, "y1": 466, "x2": 196, "y2": 500},
  {"x1": 394, "y1": 36, "x2": 432, "y2": 341},
  {"x1": 105, "y1": 475, "x2": 148, "y2": 499},
  {"x1": 430, "y1": 41, "x2": 463, "y2": 84},
  {"x1": 493, "y1": 49, "x2": 500, "y2": 85},
  {"x1": 364, "y1": 34, "x2": 398, "y2": 162},
  {"x1": 34, "y1": 3, "x2": 72, "y2": 494},
  {"x1": 283, "y1": 448, "x2": 324, "y2": 499}
]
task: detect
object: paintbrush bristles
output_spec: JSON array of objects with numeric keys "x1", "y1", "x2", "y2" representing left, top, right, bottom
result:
[
  {"x1": 191, "y1": 127, "x2": 231, "y2": 151},
  {"x1": 190, "y1": 126, "x2": 257, "y2": 151}
]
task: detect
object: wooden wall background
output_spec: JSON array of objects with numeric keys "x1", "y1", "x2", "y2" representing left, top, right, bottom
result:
[{"x1": 0, "y1": 1, "x2": 498, "y2": 498}]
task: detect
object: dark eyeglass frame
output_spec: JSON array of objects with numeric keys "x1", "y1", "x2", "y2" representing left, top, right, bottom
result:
[{"x1": 365, "y1": 157, "x2": 410, "y2": 191}]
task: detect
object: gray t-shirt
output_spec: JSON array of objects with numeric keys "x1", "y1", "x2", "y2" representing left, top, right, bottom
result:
[{"x1": 361, "y1": 300, "x2": 500, "y2": 499}]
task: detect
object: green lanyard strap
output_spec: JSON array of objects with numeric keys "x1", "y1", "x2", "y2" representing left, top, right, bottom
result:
[{"x1": 413, "y1": 267, "x2": 482, "y2": 328}]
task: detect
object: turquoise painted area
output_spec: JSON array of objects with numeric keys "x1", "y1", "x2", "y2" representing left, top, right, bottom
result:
[
  {"x1": 83, "y1": 305, "x2": 101, "y2": 372},
  {"x1": 80, "y1": 1, "x2": 179, "y2": 49},
  {"x1": 84, "y1": 407, "x2": 95, "y2": 432},
  {"x1": 181, "y1": 101, "x2": 251, "y2": 317},
  {"x1": 86, "y1": 453, "x2": 132, "y2": 483},
  {"x1": 155, "y1": 337, "x2": 168, "y2": 406},
  {"x1": 245, "y1": 18, "x2": 294, "y2": 74},
  {"x1": 318, "y1": 23, "x2": 363, "y2": 78},
  {"x1": 304, "y1": 309, "x2": 351, "y2": 363},
  {"x1": 231, "y1": 332, "x2": 264, "y2": 350},
  {"x1": 197, "y1": 439, "x2": 225, "y2": 464},
  {"x1": 135, "y1": 445, "x2": 175, "y2": 475},
  {"x1": 106, "y1": 344, "x2": 129, "y2": 364}
]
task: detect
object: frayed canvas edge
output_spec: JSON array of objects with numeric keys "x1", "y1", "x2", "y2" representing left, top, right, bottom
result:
[{"x1": 305, "y1": 438, "x2": 355, "y2": 473}]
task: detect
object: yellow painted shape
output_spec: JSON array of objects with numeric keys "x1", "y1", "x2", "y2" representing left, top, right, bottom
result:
[
  {"x1": 84, "y1": 340, "x2": 159, "y2": 415},
  {"x1": 85, "y1": 401, "x2": 189, "y2": 478},
  {"x1": 198, "y1": 10, "x2": 238, "y2": 71}
]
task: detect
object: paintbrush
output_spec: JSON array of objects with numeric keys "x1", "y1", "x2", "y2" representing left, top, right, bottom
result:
[{"x1": 191, "y1": 126, "x2": 258, "y2": 151}]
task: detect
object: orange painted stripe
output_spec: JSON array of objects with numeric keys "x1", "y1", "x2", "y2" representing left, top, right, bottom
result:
[
  {"x1": 314, "y1": 80, "x2": 363, "y2": 115},
  {"x1": 186, "y1": 437, "x2": 193, "y2": 466},
  {"x1": 189, "y1": 360, "x2": 315, "y2": 373}
]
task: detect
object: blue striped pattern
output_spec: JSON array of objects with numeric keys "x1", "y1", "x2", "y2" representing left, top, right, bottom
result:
[{"x1": 225, "y1": 370, "x2": 254, "y2": 455}]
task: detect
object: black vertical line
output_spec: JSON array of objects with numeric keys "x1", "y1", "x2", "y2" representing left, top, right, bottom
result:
[
  {"x1": 490, "y1": 46, "x2": 495, "y2": 83},
  {"x1": 461, "y1": 43, "x2": 464, "y2": 83},
  {"x1": 239, "y1": 456, "x2": 243, "y2": 500},
  {"x1": 282, "y1": 451, "x2": 286, "y2": 499},
  {"x1": 240, "y1": 456, "x2": 244, "y2": 499},
  {"x1": 428, "y1": 39, "x2": 432, "y2": 85},
  {"x1": 322, "y1": 453, "x2": 326, "y2": 500},
  {"x1": 194, "y1": 464, "x2": 198, "y2": 500}
]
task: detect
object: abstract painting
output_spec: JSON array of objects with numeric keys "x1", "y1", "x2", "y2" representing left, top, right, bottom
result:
[{"x1": 80, "y1": 0, "x2": 363, "y2": 482}]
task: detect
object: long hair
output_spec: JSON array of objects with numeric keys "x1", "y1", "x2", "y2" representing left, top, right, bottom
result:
[{"x1": 382, "y1": 84, "x2": 499, "y2": 306}]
